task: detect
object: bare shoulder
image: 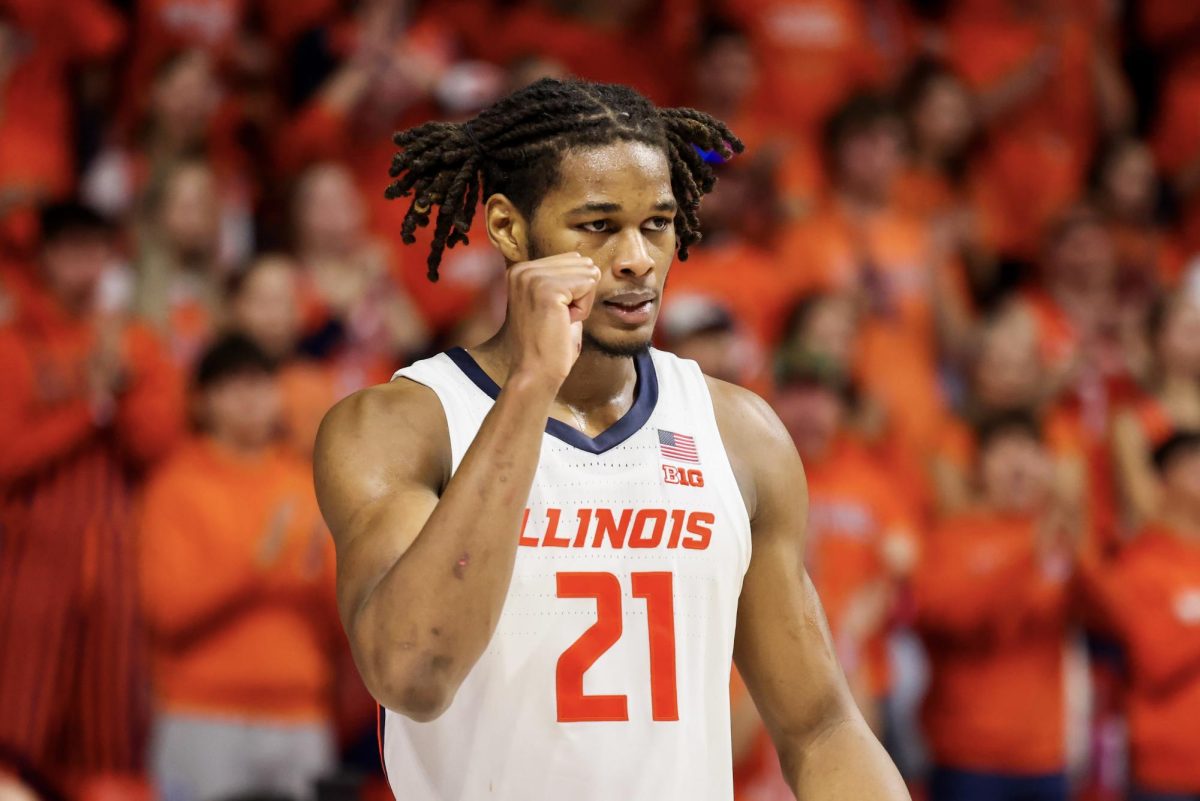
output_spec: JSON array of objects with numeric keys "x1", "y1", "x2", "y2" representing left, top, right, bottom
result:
[
  {"x1": 704, "y1": 375, "x2": 805, "y2": 525},
  {"x1": 313, "y1": 377, "x2": 451, "y2": 534}
]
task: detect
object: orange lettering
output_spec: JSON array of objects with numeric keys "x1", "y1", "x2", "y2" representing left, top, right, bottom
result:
[
  {"x1": 572, "y1": 508, "x2": 592, "y2": 547},
  {"x1": 666, "y1": 509, "x2": 686, "y2": 548},
  {"x1": 592, "y1": 508, "x2": 631, "y2": 548},
  {"x1": 630, "y1": 508, "x2": 668, "y2": 548},
  {"x1": 543, "y1": 507, "x2": 570, "y2": 547},
  {"x1": 683, "y1": 511, "x2": 714, "y2": 550},
  {"x1": 518, "y1": 508, "x2": 538, "y2": 547}
]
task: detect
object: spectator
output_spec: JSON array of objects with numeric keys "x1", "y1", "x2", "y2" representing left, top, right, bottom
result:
[
  {"x1": 773, "y1": 358, "x2": 917, "y2": 733},
  {"x1": 1089, "y1": 137, "x2": 1186, "y2": 295},
  {"x1": 291, "y1": 162, "x2": 427, "y2": 377},
  {"x1": 139, "y1": 334, "x2": 339, "y2": 801},
  {"x1": 1111, "y1": 292, "x2": 1200, "y2": 527},
  {"x1": 657, "y1": 296, "x2": 762, "y2": 388},
  {"x1": 134, "y1": 159, "x2": 230, "y2": 367},
  {"x1": 690, "y1": 16, "x2": 822, "y2": 220},
  {"x1": 717, "y1": 0, "x2": 882, "y2": 139},
  {"x1": 915, "y1": 412, "x2": 1077, "y2": 801},
  {"x1": 942, "y1": 0, "x2": 1132, "y2": 257},
  {"x1": 1017, "y1": 205, "x2": 1126, "y2": 417},
  {"x1": 0, "y1": 0, "x2": 124, "y2": 251},
  {"x1": 228, "y1": 254, "x2": 364, "y2": 459},
  {"x1": 1083, "y1": 430, "x2": 1200, "y2": 801},
  {"x1": 0, "y1": 202, "x2": 183, "y2": 794},
  {"x1": 663, "y1": 158, "x2": 786, "y2": 371},
  {"x1": 783, "y1": 93, "x2": 973, "y2": 474},
  {"x1": 931, "y1": 307, "x2": 1086, "y2": 517},
  {"x1": 86, "y1": 48, "x2": 253, "y2": 255},
  {"x1": 895, "y1": 59, "x2": 995, "y2": 301}
]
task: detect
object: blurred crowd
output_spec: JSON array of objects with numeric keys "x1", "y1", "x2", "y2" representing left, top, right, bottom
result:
[{"x1": 0, "y1": 0, "x2": 1199, "y2": 800}]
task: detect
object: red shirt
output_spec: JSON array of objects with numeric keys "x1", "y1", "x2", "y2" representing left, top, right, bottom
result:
[
  {"x1": 1083, "y1": 524, "x2": 1200, "y2": 793},
  {"x1": 916, "y1": 512, "x2": 1071, "y2": 773}
]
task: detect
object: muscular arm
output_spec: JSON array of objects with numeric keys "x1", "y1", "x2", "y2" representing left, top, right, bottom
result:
[
  {"x1": 314, "y1": 372, "x2": 556, "y2": 720},
  {"x1": 314, "y1": 252, "x2": 600, "y2": 722},
  {"x1": 712, "y1": 380, "x2": 909, "y2": 800}
]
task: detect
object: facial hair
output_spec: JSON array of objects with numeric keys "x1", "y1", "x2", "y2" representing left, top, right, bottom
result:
[{"x1": 526, "y1": 238, "x2": 651, "y2": 359}]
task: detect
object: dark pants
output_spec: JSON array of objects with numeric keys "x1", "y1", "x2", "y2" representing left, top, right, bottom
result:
[
  {"x1": 1129, "y1": 790, "x2": 1200, "y2": 801},
  {"x1": 929, "y1": 766, "x2": 1069, "y2": 801}
]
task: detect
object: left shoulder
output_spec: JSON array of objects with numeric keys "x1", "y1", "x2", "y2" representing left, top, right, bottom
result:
[
  {"x1": 704, "y1": 375, "x2": 787, "y2": 446},
  {"x1": 704, "y1": 374, "x2": 805, "y2": 525}
]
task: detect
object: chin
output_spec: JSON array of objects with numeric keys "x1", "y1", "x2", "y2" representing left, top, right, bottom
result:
[{"x1": 582, "y1": 329, "x2": 653, "y2": 359}]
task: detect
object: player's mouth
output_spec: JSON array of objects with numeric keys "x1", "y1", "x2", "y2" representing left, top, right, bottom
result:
[{"x1": 600, "y1": 291, "x2": 657, "y2": 325}]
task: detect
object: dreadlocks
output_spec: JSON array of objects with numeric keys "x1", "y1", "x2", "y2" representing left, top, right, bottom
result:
[{"x1": 385, "y1": 77, "x2": 743, "y2": 282}]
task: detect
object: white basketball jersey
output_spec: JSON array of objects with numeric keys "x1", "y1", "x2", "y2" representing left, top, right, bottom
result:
[{"x1": 385, "y1": 347, "x2": 752, "y2": 801}]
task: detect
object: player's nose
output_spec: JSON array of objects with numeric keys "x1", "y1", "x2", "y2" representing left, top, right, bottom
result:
[{"x1": 611, "y1": 228, "x2": 654, "y2": 278}]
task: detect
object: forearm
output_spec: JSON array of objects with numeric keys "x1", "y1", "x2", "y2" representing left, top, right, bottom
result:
[
  {"x1": 353, "y1": 373, "x2": 555, "y2": 716},
  {"x1": 784, "y1": 715, "x2": 909, "y2": 800},
  {"x1": 0, "y1": 400, "x2": 98, "y2": 482}
]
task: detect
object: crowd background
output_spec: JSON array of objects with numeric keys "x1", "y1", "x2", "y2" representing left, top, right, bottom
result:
[{"x1": 0, "y1": 0, "x2": 1199, "y2": 800}]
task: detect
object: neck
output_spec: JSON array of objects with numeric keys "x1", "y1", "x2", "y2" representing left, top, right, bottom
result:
[{"x1": 475, "y1": 323, "x2": 639, "y2": 420}]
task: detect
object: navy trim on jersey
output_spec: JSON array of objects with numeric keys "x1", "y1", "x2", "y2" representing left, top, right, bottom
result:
[{"x1": 445, "y1": 347, "x2": 659, "y2": 455}]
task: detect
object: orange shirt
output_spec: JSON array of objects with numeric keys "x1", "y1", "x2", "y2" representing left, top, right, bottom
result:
[
  {"x1": 943, "y1": 9, "x2": 1096, "y2": 256},
  {"x1": 781, "y1": 202, "x2": 951, "y2": 453},
  {"x1": 1082, "y1": 525, "x2": 1200, "y2": 793},
  {"x1": 278, "y1": 359, "x2": 366, "y2": 460},
  {"x1": 0, "y1": 0, "x2": 124, "y2": 250},
  {"x1": 915, "y1": 512, "x2": 1071, "y2": 773},
  {"x1": 666, "y1": 239, "x2": 788, "y2": 350},
  {"x1": 139, "y1": 437, "x2": 339, "y2": 722},
  {"x1": 467, "y1": 4, "x2": 690, "y2": 106},
  {"x1": 720, "y1": 0, "x2": 881, "y2": 135},
  {"x1": 0, "y1": 285, "x2": 184, "y2": 487},
  {"x1": 805, "y1": 437, "x2": 916, "y2": 696}
]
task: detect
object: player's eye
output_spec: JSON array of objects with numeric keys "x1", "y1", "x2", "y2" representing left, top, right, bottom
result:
[
  {"x1": 578, "y1": 220, "x2": 611, "y2": 233},
  {"x1": 643, "y1": 217, "x2": 673, "y2": 232}
]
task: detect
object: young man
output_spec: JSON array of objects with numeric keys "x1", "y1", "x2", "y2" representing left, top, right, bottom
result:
[
  {"x1": 0, "y1": 203, "x2": 184, "y2": 793},
  {"x1": 915, "y1": 413, "x2": 1076, "y2": 801},
  {"x1": 1083, "y1": 431, "x2": 1200, "y2": 801},
  {"x1": 313, "y1": 78, "x2": 907, "y2": 800},
  {"x1": 140, "y1": 334, "x2": 339, "y2": 801}
]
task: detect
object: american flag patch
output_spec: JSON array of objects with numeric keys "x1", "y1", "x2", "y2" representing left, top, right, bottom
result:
[{"x1": 658, "y1": 429, "x2": 699, "y2": 463}]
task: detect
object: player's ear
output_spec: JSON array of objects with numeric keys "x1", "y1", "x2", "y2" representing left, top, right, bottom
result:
[{"x1": 484, "y1": 194, "x2": 529, "y2": 265}]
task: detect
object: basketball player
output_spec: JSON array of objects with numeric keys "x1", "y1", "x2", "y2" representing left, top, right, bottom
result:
[{"x1": 313, "y1": 78, "x2": 908, "y2": 800}]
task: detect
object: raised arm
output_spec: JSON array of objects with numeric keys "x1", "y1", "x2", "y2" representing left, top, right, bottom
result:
[
  {"x1": 712, "y1": 381, "x2": 909, "y2": 801},
  {"x1": 313, "y1": 253, "x2": 600, "y2": 721}
]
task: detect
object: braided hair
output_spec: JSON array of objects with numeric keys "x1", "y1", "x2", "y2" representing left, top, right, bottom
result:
[{"x1": 385, "y1": 77, "x2": 743, "y2": 282}]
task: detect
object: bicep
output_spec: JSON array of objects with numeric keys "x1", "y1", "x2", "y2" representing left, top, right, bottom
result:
[
  {"x1": 312, "y1": 381, "x2": 449, "y2": 627},
  {"x1": 720, "y1": 385, "x2": 856, "y2": 752}
]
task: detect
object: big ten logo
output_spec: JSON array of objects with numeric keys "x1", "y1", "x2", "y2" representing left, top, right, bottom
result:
[{"x1": 662, "y1": 465, "x2": 704, "y2": 487}]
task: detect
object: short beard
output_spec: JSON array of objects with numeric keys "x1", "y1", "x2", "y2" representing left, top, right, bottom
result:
[{"x1": 582, "y1": 330, "x2": 651, "y2": 359}]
